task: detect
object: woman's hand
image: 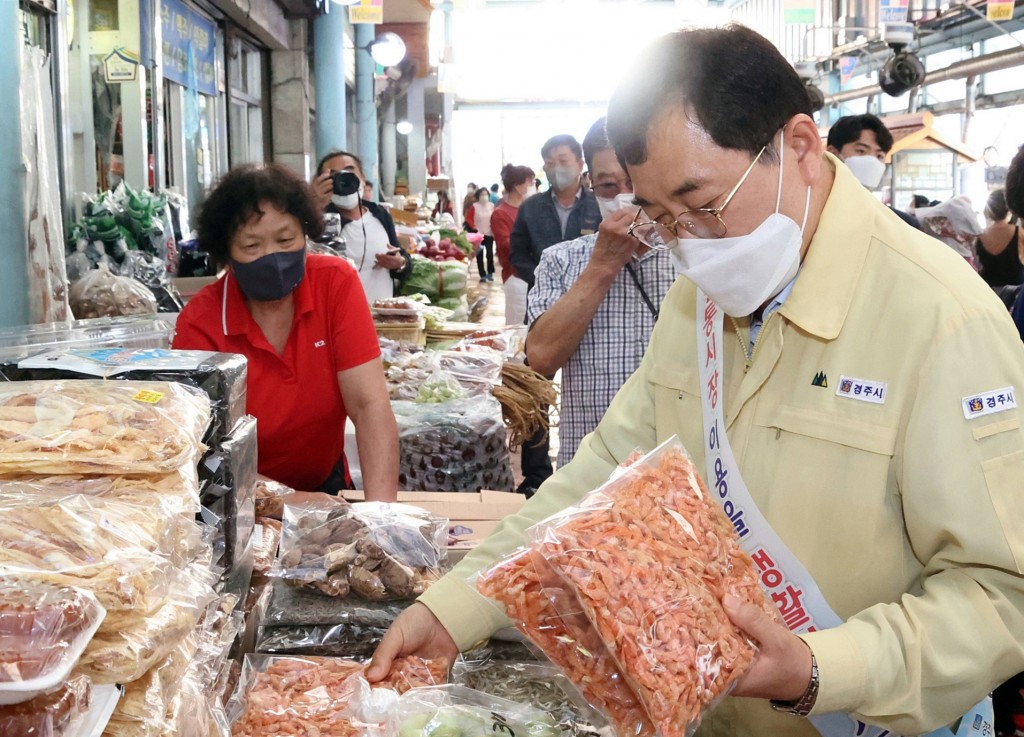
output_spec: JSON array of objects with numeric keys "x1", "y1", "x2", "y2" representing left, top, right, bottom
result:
[
  {"x1": 366, "y1": 603, "x2": 459, "y2": 681},
  {"x1": 375, "y1": 247, "x2": 407, "y2": 270}
]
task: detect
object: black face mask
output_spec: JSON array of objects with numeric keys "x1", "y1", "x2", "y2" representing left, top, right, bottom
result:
[{"x1": 231, "y1": 247, "x2": 306, "y2": 302}]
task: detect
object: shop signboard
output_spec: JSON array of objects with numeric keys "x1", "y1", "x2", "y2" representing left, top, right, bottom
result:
[
  {"x1": 161, "y1": 0, "x2": 217, "y2": 97},
  {"x1": 987, "y1": 0, "x2": 1014, "y2": 21},
  {"x1": 349, "y1": 0, "x2": 384, "y2": 24},
  {"x1": 839, "y1": 56, "x2": 858, "y2": 85},
  {"x1": 103, "y1": 47, "x2": 140, "y2": 83},
  {"x1": 879, "y1": 0, "x2": 911, "y2": 24}
]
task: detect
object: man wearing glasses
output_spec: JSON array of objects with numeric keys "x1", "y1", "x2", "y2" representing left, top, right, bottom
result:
[
  {"x1": 523, "y1": 117, "x2": 675, "y2": 468},
  {"x1": 369, "y1": 25, "x2": 1024, "y2": 737}
]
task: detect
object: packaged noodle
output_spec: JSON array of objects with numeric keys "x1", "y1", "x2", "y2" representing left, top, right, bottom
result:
[
  {"x1": 228, "y1": 655, "x2": 447, "y2": 737},
  {"x1": 0, "y1": 492, "x2": 202, "y2": 567},
  {"x1": 79, "y1": 563, "x2": 218, "y2": 684},
  {"x1": 0, "y1": 380, "x2": 211, "y2": 476},
  {"x1": 528, "y1": 437, "x2": 774, "y2": 737},
  {"x1": 0, "y1": 471, "x2": 202, "y2": 516}
]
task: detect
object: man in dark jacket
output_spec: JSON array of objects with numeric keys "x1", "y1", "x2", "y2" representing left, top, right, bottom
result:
[
  {"x1": 509, "y1": 134, "x2": 602, "y2": 496},
  {"x1": 509, "y1": 134, "x2": 602, "y2": 287}
]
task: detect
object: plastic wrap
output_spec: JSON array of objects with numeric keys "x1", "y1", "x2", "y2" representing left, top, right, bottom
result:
[
  {"x1": 476, "y1": 550, "x2": 652, "y2": 737},
  {"x1": 393, "y1": 396, "x2": 515, "y2": 492},
  {"x1": 399, "y1": 256, "x2": 469, "y2": 305},
  {"x1": 0, "y1": 580, "x2": 104, "y2": 702},
  {"x1": 451, "y1": 660, "x2": 608, "y2": 737},
  {"x1": 199, "y1": 416, "x2": 257, "y2": 575},
  {"x1": 79, "y1": 564, "x2": 217, "y2": 684},
  {"x1": 386, "y1": 349, "x2": 503, "y2": 402},
  {"x1": 101, "y1": 634, "x2": 197, "y2": 737},
  {"x1": 255, "y1": 624, "x2": 388, "y2": 660},
  {"x1": 69, "y1": 266, "x2": 159, "y2": 320},
  {"x1": 263, "y1": 579, "x2": 406, "y2": 628},
  {"x1": 0, "y1": 471, "x2": 202, "y2": 516},
  {"x1": 228, "y1": 655, "x2": 447, "y2": 737},
  {"x1": 0, "y1": 316, "x2": 175, "y2": 366},
  {"x1": 120, "y1": 252, "x2": 183, "y2": 314},
  {"x1": 9, "y1": 349, "x2": 248, "y2": 447},
  {"x1": 0, "y1": 380, "x2": 211, "y2": 476},
  {"x1": 499, "y1": 438, "x2": 773, "y2": 737},
  {"x1": 251, "y1": 521, "x2": 281, "y2": 581},
  {"x1": 0, "y1": 492, "x2": 201, "y2": 568},
  {"x1": 0, "y1": 674, "x2": 91, "y2": 737},
  {"x1": 254, "y1": 477, "x2": 295, "y2": 521},
  {"x1": 275, "y1": 500, "x2": 447, "y2": 601},
  {"x1": 386, "y1": 685, "x2": 559, "y2": 737}
]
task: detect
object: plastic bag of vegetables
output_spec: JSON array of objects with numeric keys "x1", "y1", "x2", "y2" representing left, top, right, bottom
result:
[{"x1": 388, "y1": 685, "x2": 561, "y2": 737}]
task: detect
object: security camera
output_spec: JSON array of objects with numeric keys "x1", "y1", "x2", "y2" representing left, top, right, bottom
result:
[{"x1": 879, "y1": 23, "x2": 925, "y2": 96}]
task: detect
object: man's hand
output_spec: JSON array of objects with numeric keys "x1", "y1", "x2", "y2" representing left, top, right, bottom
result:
[
  {"x1": 589, "y1": 208, "x2": 642, "y2": 277},
  {"x1": 374, "y1": 247, "x2": 407, "y2": 270},
  {"x1": 312, "y1": 171, "x2": 334, "y2": 212},
  {"x1": 365, "y1": 602, "x2": 459, "y2": 681},
  {"x1": 724, "y1": 594, "x2": 813, "y2": 701}
]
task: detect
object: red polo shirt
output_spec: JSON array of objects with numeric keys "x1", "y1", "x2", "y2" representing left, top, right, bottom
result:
[{"x1": 173, "y1": 255, "x2": 380, "y2": 490}]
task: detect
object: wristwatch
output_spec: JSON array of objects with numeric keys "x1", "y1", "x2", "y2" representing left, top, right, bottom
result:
[{"x1": 770, "y1": 649, "x2": 819, "y2": 717}]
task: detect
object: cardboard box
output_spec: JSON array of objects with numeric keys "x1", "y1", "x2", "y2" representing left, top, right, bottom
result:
[{"x1": 344, "y1": 490, "x2": 525, "y2": 532}]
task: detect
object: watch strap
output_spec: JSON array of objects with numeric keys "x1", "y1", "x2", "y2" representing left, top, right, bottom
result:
[{"x1": 770, "y1": 649, "x2": 819, "y2": 717}]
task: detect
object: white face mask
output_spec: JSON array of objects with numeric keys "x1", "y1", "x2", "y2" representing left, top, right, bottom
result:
[
  {"x1": 332, "y1": 193, "x2": 360, "y2": 210},
  {"x1": 547, "y1": 165, "x2": 579, "y2": 192},
  {"x1": 596, "y1": 192, "x2": 635, "y2": 220},
  {"x1": 667, "y1": 130, "x2": 811, "y2": 317},
  {"x1": 843, "y1": 155, "x2": 886, "y2": 190}
]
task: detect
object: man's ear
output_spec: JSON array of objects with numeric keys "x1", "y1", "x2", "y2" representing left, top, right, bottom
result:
[
  {"x1": 786, "y1": 114, "x2": 826, "y2": 185},
  {"x1": 825, "y1": 144, "x2": 840, "y2": 156}
]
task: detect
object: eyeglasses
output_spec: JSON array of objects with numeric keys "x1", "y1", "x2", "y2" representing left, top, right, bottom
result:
[{"x1": 627, "y1": 144, "x2": 768, "y2": 247}]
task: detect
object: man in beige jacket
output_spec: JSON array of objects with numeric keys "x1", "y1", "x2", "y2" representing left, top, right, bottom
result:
[{"x1": 368, "y1": 25, "x2": 1024, "y2": 737}]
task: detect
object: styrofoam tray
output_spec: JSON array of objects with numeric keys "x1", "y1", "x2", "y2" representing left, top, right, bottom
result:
[{"x1": 0, "y1": 602, "x2": 106, "y2": 705}]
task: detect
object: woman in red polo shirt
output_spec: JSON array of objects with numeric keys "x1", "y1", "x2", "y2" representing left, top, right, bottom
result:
[{"x1": 173, "y1": 164, "x2": 398, "y2": 499}]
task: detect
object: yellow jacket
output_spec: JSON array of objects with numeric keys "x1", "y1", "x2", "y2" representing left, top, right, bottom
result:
[{"x1": 419, "y1": 157, "x2": 1024, "y2": 736}]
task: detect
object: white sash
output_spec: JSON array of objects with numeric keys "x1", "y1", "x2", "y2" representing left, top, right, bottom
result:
[{"x1": 694, "y1": 290, "x2": 991, "y2": 737}]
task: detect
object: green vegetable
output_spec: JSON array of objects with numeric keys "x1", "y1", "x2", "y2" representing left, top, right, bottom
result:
[
  {"x1": 438, "y1": 229, "x2": 475, "y2": 259},
  {"x1": 415, "y1": 377, "x2": 467, "y2": 404},
  {"x1": 400, "y1": 256, "x2": 469, "y2": 302}
]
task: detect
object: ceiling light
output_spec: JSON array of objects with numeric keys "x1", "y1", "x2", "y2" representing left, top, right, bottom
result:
[
  {"x1": 396, "y1": 120, "x2": 414, "y2": 135},
  {"x1": 368, "y1": 33, "x2": 407, "y2": 67}
]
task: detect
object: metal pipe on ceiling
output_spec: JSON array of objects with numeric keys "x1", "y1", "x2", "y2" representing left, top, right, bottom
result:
[{"x1": 824, "y1": 45, "x2": 1024, "y2": 103}]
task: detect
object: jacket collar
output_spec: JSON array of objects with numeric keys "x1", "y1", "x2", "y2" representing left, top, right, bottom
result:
[
  {"x1": 778, "y1": 153, "x2": 877, "y2": 341},
  {"x1": 220, "y1": 260, "x2": 315, "y2": 337}
]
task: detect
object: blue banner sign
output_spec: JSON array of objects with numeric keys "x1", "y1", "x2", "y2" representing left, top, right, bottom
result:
[{"x1": 161, "y1": 0, "x2": 217, "y2": 96}]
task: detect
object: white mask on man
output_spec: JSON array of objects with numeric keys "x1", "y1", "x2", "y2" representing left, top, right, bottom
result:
[
  {"x1": 667, "y1": 130, "x2": 811, "y2": 317},
  {"x1": 332, "y1": 193, "x2": 360, "y2": 210},
  {"x1": 843, "y1": 155, "x2": 887, "y2": 190},
  {"x1": 596, "y1": 192, "x2": 636, "y2": 220}
]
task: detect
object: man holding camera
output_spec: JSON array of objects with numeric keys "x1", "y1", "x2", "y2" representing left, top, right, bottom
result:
[{"x1": 313, "y1": 151, "x2": 411, "y2": 302}]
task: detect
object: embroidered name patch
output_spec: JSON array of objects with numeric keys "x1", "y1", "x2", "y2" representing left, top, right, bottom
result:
[
  {"x1": 962, "y1": 387, "x2": 1016, "y2": 419},
  {"x1": 836, "y1": 375, "x2": 887, "y2": 404}
]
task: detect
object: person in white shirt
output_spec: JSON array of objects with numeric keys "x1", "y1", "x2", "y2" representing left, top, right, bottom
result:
[{"x1": 311, "y1": 150, "x2": 412, "y2": 303}]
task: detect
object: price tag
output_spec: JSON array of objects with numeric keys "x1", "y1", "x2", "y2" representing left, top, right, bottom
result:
[{"x1": 133, "y1": 389, "x2": 165, "y2": 404}]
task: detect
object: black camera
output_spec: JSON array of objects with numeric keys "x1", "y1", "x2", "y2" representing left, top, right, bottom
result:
[{"x1": 331, "y1": 170, "x2": 361, "y2": 196}]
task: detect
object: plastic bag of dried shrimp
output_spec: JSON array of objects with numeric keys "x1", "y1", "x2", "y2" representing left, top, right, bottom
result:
[
  {"x1": 527, "y1": 436, "x2": 776, "y2": 737},
  {"x1": 476, "y1": 548, "x2": 655, "y2": 737},
  {"x1": 227, "y1": 654, "x2": 448, "y2": 737}
]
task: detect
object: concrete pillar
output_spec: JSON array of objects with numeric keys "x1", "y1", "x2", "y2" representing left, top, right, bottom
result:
[
  {"x1": 117, "y1": 0, "x2": 149, "y2": 190},
  {"x1": 313, "y1": 7, "x2": 347, "y2": 160},
  {"x1": 406, "y1": 77, "x2": 427, "y2": 198},
  {"x1": 380, "y1": 97, "x2": 397, "y2": 197},
  {"x1": 274, "y1": 20, "x2": 315, "y2": 179},
  {"x1": 0, "y1": 1, "x2": 30, "y2": 327},
  {"x1": 354, "y1": 23, "x2": 379, "y2": 200},
  {"x1": 441, "y1": 1, "x2": 454, "y2": 179}
]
